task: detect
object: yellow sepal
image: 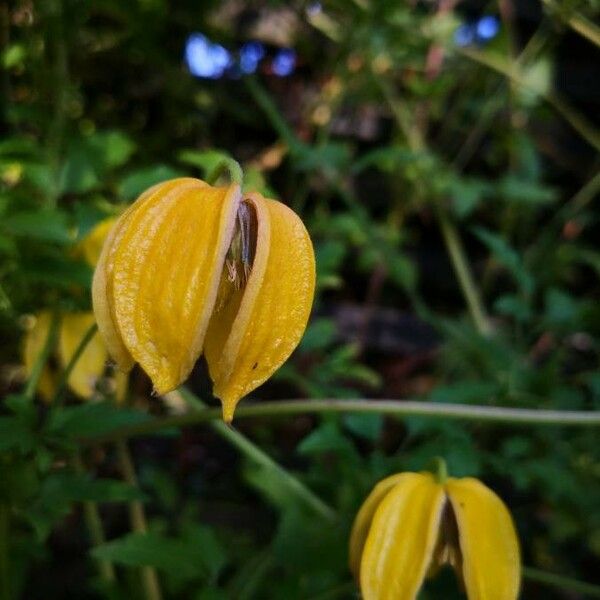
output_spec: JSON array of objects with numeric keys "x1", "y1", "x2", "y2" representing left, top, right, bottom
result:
[
  {"x1": 446, "y1": 477, "x2": 521, "y2": 600},
  {"x1": 77, "y1": 218, "x2": 118, "y2": 267},
  {"x1": 359, "y1": 473, "x2": 446, "y2": 600},
  {"x1": 205, "y1": 193, "x2": 315, "y2": 422},
  {"x1": 348, "y1": 473, "x2": 406, "y2": 578},
  {"x1": 93, "y1": 178, "x2": 242, "y2": 393}
]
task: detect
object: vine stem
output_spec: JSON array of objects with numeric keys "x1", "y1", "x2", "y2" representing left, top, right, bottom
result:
[
  {"x1": 82, "y1": 395, "x2": 600, "y2": 447},
  {"x1": 175, "y1": 389, "x2": 337, "y2": 522},
  {"x1": 73, "y1": 452, "x2": 116, "y2": 583},
  {"x1": 434, "y1": 203, "x2": 492, "y2": 335},
  {"x1": 115, "y1": 440, "x2": 162, "y2": 600},
  {"x1": 23, "y1": 312, "x2": 60, "y2": 402}
]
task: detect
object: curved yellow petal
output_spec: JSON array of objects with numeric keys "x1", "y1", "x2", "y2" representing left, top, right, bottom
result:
[
  {"x1": 58, "y1": 313, "x2": 107, "y2": 399},
  {"x1": 78, "y1": 218, "x2": 118, "y2": 267},
  {"x1": 99, "y1": 178, "x2": 241, "y2": 393},
  {"x1": 360, "y1": 472, "x2": 446, "y2": 600},
  {"x1": 349, "y1": 473, "x2": 407, "y2": 578},
  {"x1": 22, "y1": 312, "x2": 56, "y2": 402},
  {"x1": 446, "y1": 478, "x2": 521, "y2": 600},
  {"x1": 205, "y1": 193, "x2": 315, "y2": 422}
]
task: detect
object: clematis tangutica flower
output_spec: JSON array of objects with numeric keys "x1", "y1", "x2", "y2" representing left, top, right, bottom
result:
[
  {"x1": 349, "y1": 470, "x2": 521, "y2": 600},
  {"x1": 92, "y1": 177, "x2": 315, "y2": 422}
]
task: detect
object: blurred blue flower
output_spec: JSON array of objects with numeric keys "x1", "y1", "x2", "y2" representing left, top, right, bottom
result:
[
  {"x1": 185, "y1": 33, "x2": 232, "y2": 79},
  {"x1": 454, "y1": 24, "x2": 475, "y2": 47},
  {"x1": 272, "y1": 48, "x2": 296, "y2": 77},
  {"x1": 240, "y1": 41, "x2": 266, "y2": 74},
  {"x1": 476, "y1": 16, "x2": 500, "y2": 41}
]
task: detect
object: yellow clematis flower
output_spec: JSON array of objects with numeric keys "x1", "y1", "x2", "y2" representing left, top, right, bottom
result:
[
  {"x1": 349, "y1": 471, "x2": 521, "y2": 600},
  {"x1": 92, "y1": 177, "x2": 315, "y2": 422}
]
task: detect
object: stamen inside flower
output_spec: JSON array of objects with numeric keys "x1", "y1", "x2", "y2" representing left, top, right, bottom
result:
[{"x1": 225, "y1": 200, "x2": 257, "y2": 290}]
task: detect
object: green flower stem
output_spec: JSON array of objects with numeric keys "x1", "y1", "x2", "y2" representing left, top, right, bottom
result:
[
  {"x1": 83, "y1": 396, "x2": 600, "y2": 447},
  {"x1": 175, "y1": 389, "x2": 337, "y2": 522},
  {"x1": 206, "y1": 158, "x2": 244, "y2": 187},
  {"x1": 377, "y1": 78, "x2": 492, "y2": 336},
  {"x1": 73, "y1": 452, "x2": 116, "y2": 584},
  {"x1": 458, "y1": 47, "x2": 600, "y2": 151},
  {"x1": 115, "y1": 440, "x2": 162, "y2": 600},
  {"x1": 523, "y1": 567, "x2": 600, "y2": 598},
  {"x1": 23, "y1": 312, "x2": 60, "y2": 402},
  {"x1": 0, "y1": 503, "x2": 10, "y2": 600},
  {"x1": 53, "y1": 322, "x2": 99, "y2": 404},
  {"x1": 430, "y1": 457, "x2": 448, "y2": 485},
  {"x1": 434, "y1": 203, "x2": 492, "y2": 335},
  {"x1": 541, "y1": 0, "x2": 600, "y2": 48}
]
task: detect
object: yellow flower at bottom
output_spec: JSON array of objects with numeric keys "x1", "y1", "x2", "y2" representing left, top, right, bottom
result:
[
  {"x1": 92, "y1": 177, "x2": 315, "y2": 421},
  {"x1": 349, "y1": 471, "x2": 521, "y2": 600}
]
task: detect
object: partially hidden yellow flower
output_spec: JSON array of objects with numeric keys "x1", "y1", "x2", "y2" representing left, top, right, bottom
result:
[
  {"x1": 92, "y1": 177, "x2": 315, "y2": 422},
  {"x1": 349, "y1": 471, "x2": 521, "y2": 600},
  {"x1": 23, "y1": 311, "x2": 117, "y2": 400},
  {"x1": 22, "y1": 218, "x2": 127, "y2": 402}
]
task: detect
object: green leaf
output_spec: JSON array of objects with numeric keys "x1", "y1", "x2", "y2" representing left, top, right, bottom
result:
[
  {"x1": 1, "y1": 210, "x2": 74, "y2": 244},
  {"x1": 92, "y1": 528, "x2": 226, "y2": 582},
  {"x1": 298, "y1": 421, "x2": 357, "y2": 456},
  {"x1": 497, "y1": 175, "x2": 557, "y2": 205},
  {"x1": 46, "y1": 403, "x2": 151, "y2": 440},
  {"x1": 472, "y1": 226, "x2": 534, "y2": 295},
  {"x1": 0, "y1": 416, "x2": 35, "y2": 452},
  {"x1": 118, "y1": 165, "x2": 184, "y2": 200},
  {"x1": 20, "y1": 255, "x2": 92, "y2": 288},
  {"x1": 90, "y1": 130, "x2": 136, "y2": 169},
  {"x1": 300, "y1": 318, "x2": 337, "y2": 352},
  {"x1": 343, "y1": 414, "x2": 383, "y2": 441}
]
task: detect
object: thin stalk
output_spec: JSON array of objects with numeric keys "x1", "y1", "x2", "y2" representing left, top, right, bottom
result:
[
  {"x1": 0, "y1": 503, "x2": 10, "y2": 600},
  {"x1": 523, "y1": 567, "x2": 600, "y2": 598},
  {"x1": 73, "y1": 452, "x2": 116, "y2": 583},
  {"x1": 82, "y1": 396, "x2": 600, "y2": 446},
  {"x1": 176, "y1": 389, "x2": 337, "y2": 522},
  {"x1": 541, "y1": 0, "x2": 600, "y2": 48},
  {"x1": 115, "y1": 440, "x2": 162, "y2": 600},
  {"x1": 23, "y1": 313, "x2": 60, "y2": 402},
  {"x1": 377, "y1": 77, "x2": 492, "y2": 335},
  {"x1": 458, "y1": 47, "x2": 600, "y2": 151},
  {"x1": 434, "y1": 204, "x2": 492, "y2": 335},
  {"x1": 53, "y1": 323, "x2": 98, "y2": 403}
]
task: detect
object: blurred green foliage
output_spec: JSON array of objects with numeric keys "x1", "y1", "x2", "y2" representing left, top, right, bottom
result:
[{"x1": 1, "y1": 0, "x2": 599, "y2": 599}]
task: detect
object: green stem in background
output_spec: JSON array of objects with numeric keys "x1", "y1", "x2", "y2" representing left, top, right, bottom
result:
[
  {"x1": 175, "y1": 389, "x2": 337, "y2": 522},
  {"x1": 84, "y1": 396, "x2": 600, "y2": 446},
  {"x1": 73, "y1": 452, "x2": 116, "y2": 584},
  {"x1": 541, "y1": 0, "x2": 600, "y2": 48},
  {"x1": 0, "y1": 503, "x2": 10, "y2": 600},
  {"x1": 377, "y1": 77, "x2": 492, "y2": 335},
  {"x1": 523, "y1": 567, "x2": 600, "y2": 598},
  {"x1": 115, "y1": 440, "x2": 162, "y2": 600},
  {"x1": 23, "y1": 313, "x2": 60, "y2": 402},
  {"x1": 53, "y1": 323, "x2": 99, "y2": 404},
  {"x1": 434, "y1": 203, "x2": 492, "y2": 335},
  {"x1": 458, "y1": 47, "x2": 600, "y2": 151}
]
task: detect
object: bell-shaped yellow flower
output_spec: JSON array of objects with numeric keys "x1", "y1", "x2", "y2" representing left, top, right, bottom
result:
[
  {"x1": 92, "y1": 177, "x2": 315, "y2": 421},
  {"x1": 349, "y1": 471, "x2": 521, "y2": 600}
]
